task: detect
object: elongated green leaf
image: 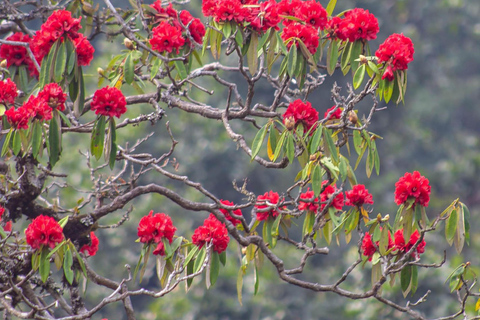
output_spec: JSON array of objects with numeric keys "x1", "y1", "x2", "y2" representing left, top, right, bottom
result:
[
  {"x1": 39, "y1": 248, "x2": 51, "y2": 283},
  {"x1": 287, "y1": 45, "x2": 297, "y2": 77},
  {"x1": 209, "y1": 251, "x2": 220, "y2": 287},
  {"x1": 401, "y1": 265, "x2": 412, "y2": 297},
  {"x1": 384, "y1": 78, "x2": 394, "y2": 103},
  {"x1": 1, "y1": 129, "x2": 13, "y2": 157},
  {"x1": 174, "y1": 60, "x2": 188, "y2": 80},
  {"x1": 12, "y1": 130, "x2": 21, "y2": 155},
  {"x1": 327, "y1": 40, "x2": 339, "y2": 75},
  {"x1": 445, "y1": 209, "x2": 457, "y2": 245},
  {"x1": 309, "y1": 125, "x2": 323, "y2": 154},
  {"x1": 323, "y1": 129, "x2": 338, "y2": 163},
  {"x1": 326, "y1": 0, "x2": 337, "y2": 16},
  {"x1": 54, "y1": 41, "x2": 67, "y2": 83},
  {"x1": 353, "y1": 64, "x2": 366, "y2": 89},
  {"x1": 124, "y1": 53, "x2": 135, "y2": 84},
  {"x1": 109, "y1": 118, "x2": 117, "y2": 169},
  {"x1": 251, "y1": 124, "x2": 268, "y2": 160},
  {"x1": 273, "y1": 131, "x2": 287, "y2": 162},
  {"x1": 48, "y1": 117, "x2": 60, "y2": 166},
  {"x1": 286, "y1": 132, "x2": 295, "y2": 164},
  {"x1": 219, "y1": 250, "x2": 227, "y2": 266},
  {"x1": 462, "y1": 203, "x2": 470, "y2": 245},
  {"x1": 91, "y1": 116, "x2": 106, "y2": 160},
  {"x1": 194, "y1": 246, "x2": 207, "y2": 273},
  {"x1": 341, "y1": 42, "x2": 352, "y2": 74},
  {"x1": 312, "y1": 164, "x2": 322, "y2": 197},
  {"x1": 350, "y1": 40, "x2": 362, "y2": 76},
  {"x1": 263, "y1": 218, "x2": 273, "y2": 248},
  {"x1": 74, "y1": 67, "x2": 85, "y2": 117},
  {"x1": 63, "y1": 248, "x2": 74, "y2": 284},
  {"x1": 32, "y1": 121, "x2": 43, "y2": 158},
  {"x1": 247, "y1": 32, "x2": 259, "y2": 75},
  {"x1": 183, "y1": 245, "x2": 199, "y2": 268},
  {"x1": 267, "y1": 127, "x2": 279, "y2": 161},
  {"x1": 411, "y1": 265, "x2": 418, "y2": 295}
]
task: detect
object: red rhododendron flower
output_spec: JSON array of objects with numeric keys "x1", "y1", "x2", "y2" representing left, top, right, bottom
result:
[
  {"x1": 320, "y1": 181, "x2": 344, "y2": 211},
  {"x1": 336, "y1": 8, "x2": 379, "y2": 42},
  {"x1": 218, "y1": 200, "x2": 242, "y2": 226},
  {"x1": 0, "y1": 206, "x2": 4, "y2": 219},
  {"x1": 295, "y1": 0, "x2": 328, "y2": 30},
  {"x1": 298, "y1": 189, "x2": 319, "y2": 213},
  {"x1": 213, "y1": 0, "x2": 248, "y2": 23},
  {"x1": 153, "y1": 242, "x2": 166, "y2": 256},
  {"x1": 25, "y1": 215, "x2": 64, "y2": 250},
  {"x1": 202, "y1": 0, "x2": 218, "y2": 17},
  {"x1": 246, "y1": 0, "x2": 281, "y2": 32},
  {"x1": 73, "y1": 34, "x2": 95, "y2": 66},
  {"x1": 345, "y1": 184, "x2": 374, "y2": 207},
  {"x1": 192, "y1": 214, "x2": 230, "y2": 253},
  {"x1": 80, "y1": 232, "x2": 99, "y2": 256},
  {"x1": 325, "y1": 16, "x2": 343, "y2": 39},
  {"x1": 255, "y1": 191, "x2": 282, "y2": 221},
  {"x1": 90, "y1": 86, "x2": 127, "y2": 118},
  {"x1": 362, "y1": 230, "x2": 393, "y2": 261},
  {"x1": 38, "y1": 83, "x2": 66, "y2": 111},
  {"x1": 375, "y1": 33, "x2": 415, "y2": 81},
  {"x1": 180, "y1": 11, "x2": 206, "y2": 44},
  {"x1": 3, "y1": 221, "x2": 12, "y2": 232},
  {"x1": 0, "y1": 79, "x2": 18, "y2": 106},
  {"x1": 137, "y1": 211, "x2": 177, "y2": 246},
  {"x1": 150, "y1": 21, "x2": 186, "y2": 54},
  {"x1": 283, "y1": 99, "x2": 319, "y2": 132},
  {"x1": 277, "y1": 0, "x2": 302, "y2": 26},
  {"x1": 149, "y1": 2, "x2": 179, "y2": 27},
  {"x1": 23, "y1": 95, "x2": 52, "y2": 121},
  {"x1": 394, "y1": 229, "x2": 426, "y2": 259},
  {"x1": 281, "y1": 22, "x2": 319, "y2": 55},
  {"x1": 394, "y1": 171, "x2": 431, "y2": 207},
  {"x1": 0, "y1": 33, "x2": 39, "y2": 77},
  {"x1": 32, "y1": 10, "x2": 83, "y2": 62},
  {"x1": 324, "y1": 106, "x2": 342, "y2": 120},
  {"x1": 4, "y1": 106, "x2": 32, "y2": 129}
]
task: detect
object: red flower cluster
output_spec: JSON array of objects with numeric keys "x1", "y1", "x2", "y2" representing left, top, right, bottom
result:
[
  {"x1": 32, "y1": 10, "x2": 93, "y2": 65},
  {"x1": 0, "y1": 206, "x2": 11, "y2": 232},
  {"x1": 394, "y1": 171, "x2": 431, "y2": 208},
  {"x1": 90, "y1": 86, "x2": 127, "y2": 118},
  {"x1": 137, "y1": 211, "x2": 177, "y2": 256},
  {"x1": 0, "y1": 78, "x2": 18, "y2": 106},
  {"x1": 324, "y1": 106, "x2": 342, "y2": 120},
  {"x1": 278, "y1": 0, "x2": 327, "y2": 30},
  {"x1": 25, "y1": 215, "x2": 64, "y2": 250},
  {"x1": 148, "y1": 2, "x2": 205, "y2": 51},
  {"x1": 320, "y1": 181, "x2": 344, "y2": 211},
  {"x1": 361, "y1": 230, "x2": 393, "y2": 261},
  {"x1": 150, "y1": 21, "x2": 186, "y2": 54},
  {"x1": 79, "y1": 232, "x2": 99, "y2": 256},
  {"x1": 298, "y1": 189, "x2": 319, "y2": 213},
  {"x1": 281, "y1": 23, "x2": 319, "y2": 55},
  {"x1": 192, "y1": 214, "x2": 230, "y2": 253},
  {"x1": 375, "y1": 33, "x2": 415, "y2": 81},
  {"x1": 38, "y1": 83, "x2": 67, "y2": 111},
  {"x1": 4, "y1": 106, "x2": 30, "y2": 129},
  {"x1": 246, "y1": 0, "x2": 281, "y2": 32},
  {"x1": 255, "y1": 191, "x2": 282, "y2": 221},
  {"x1": 203, "y1": 0, "x2": 248, "y2": 23},
  {"x1": 334, "y1": 8, "x2": 379, "y2": 42},
  {"x1": 394, "y1": 229, "x2": 426, "y2": 259},
  {"x1": 0, "y1": 33, "x2": 39, "y2": 77},
  {"x1": 345, "y1": 184, "x2": 374, "y2": 207},
  {"x1": 283, "y1": 99, "x2": 319, "y2": 132},
  {"x1": 218, "y1": 199, "x2": 242, "y2": 226}
]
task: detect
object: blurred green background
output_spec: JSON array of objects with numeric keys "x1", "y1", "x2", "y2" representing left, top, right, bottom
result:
[{"x1": 51, "y1": 0, "x2": 480, "y2": 319}]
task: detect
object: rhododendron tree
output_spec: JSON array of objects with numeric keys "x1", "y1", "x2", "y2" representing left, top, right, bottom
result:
[{"x1": 0, "y1": 1, "x2": 476, "y2": 320}]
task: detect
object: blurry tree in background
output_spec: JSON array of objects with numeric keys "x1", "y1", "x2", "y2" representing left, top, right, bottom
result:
[{"x1": 0, "y1": 0, "x2": 480, "y2": 319}]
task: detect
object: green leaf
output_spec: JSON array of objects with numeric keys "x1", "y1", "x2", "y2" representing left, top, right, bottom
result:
[
  {"x1": 327, "y1": 40, "x2": 339, "y2": 75},
  {"x1": 400, "y1": 265, "x2": 412, "y2": 297},
  {"x1": 209, "y1": 252, "x2": 220, "y2": 287},
  {"x1": 183, "y1": 245, "x2": 199, "y2": 268},
  {"x1": 108, "y1": 118, "x2": 117, "y2": 169},
  {"x1": 91, "y1": 116, "x2": 106, "y2": 160},
  {"x1": 267, "y1": 127, "x2": 279, "y2": 161},
  {"x1": 219, "y1": 250, "x2": 227, "y2": 266},
  {"x1": 174, "y1": 60, "x2": 188, "y2": 80},
  {"x1": 341, "y1": 42, "x2": 352, "y2": 74},
  {"x1": 31, "y1": 121, "x2": 43, "y2": 159},
  {"x1": 445, "y1": 209, "x2": 457, "y2": 245},
  {"x1": 287, "y1": 44, "x2": 297, "y2": 77},
  {"x1": 367, "y1": 61, "x2": 379, "y2": 75},
  {"x1": 48, "y1": 116, "x2": 61, "y2": 167},
  {"x1": 251, "y1": 124, "x2": 268, "y2": 160},
  {"x1": 12, "y1": 130, "x2": 21, "y2": 155},
  {"x1": 254, "y1": 264, "x2": 260, "y2": 295},
  {"x1": 63, "y1": 248, "x2": 74, "y2": 284},
  {"x1": 462, "y1": 203, "x2": 470, "y2": 245},
  {"x1": 263, "y1": 218, "x2": 274, "y2": 248},
  {"x1": 18, "y1": 66, "x2": 28, "y2": 92},
  {"x1": 411, "y1": 265, "x2": 418, "y2": 295},
  {"x1": 286, "y1": 132, "x2": 295, "y2": 164},
  {"x1": 309, "y1": 125, "x2": 323, "y2": 154},
  {"x1": 326, "y1": 0, "x2": 337, "y2": 16},
  {"x1": 273, "y1": 131, "x2": 287, "y2": 162},
  {"x1": 39, "y1": 248, "x2": 51, "y2": 283},
  {"x1": 1, "y1": 129, "x2": 13, "y2": 157},
  {"x1": 247, "y1": 32, "x2": 259, "y2": 75},
  {"x1": 194, "y1": 246, "x2": 207, "y2": 274},
  {"x1": 124, "y1": 53, "x2": 135, "y2": 84},
  {"x1": 349, "y1": 40, "x2": 362, "y2": 76},
  {"x1": 312, "y1": 164, "x2": 323, "y2": 197},
  {"x1": 384, "y1": 78, "x2": 394, "y2": 103},
  {"x1": 54, "y1": 41, "x2": 67, "y2": 83},
  {"x1": 302, "y1": 212, "x2": 315, "y2": 236},
  {"x1": 237, "y1": 267, "x2": 245, "y2": 305},
  {"x1": 353, "y1": 64, "x2": 366, "y2": 89},
  {"x1": 73, "y1": 67, "x2": 85, "y2": 118},
  {"x1": 323, "y1": 129, "x2": 338, "y2": 163}
]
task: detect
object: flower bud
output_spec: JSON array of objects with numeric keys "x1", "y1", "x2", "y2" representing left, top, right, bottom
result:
[
  {"x1": 124, "y1": 38, "x2": 135, "y2": 50},
  {"x1": 0, "y1": 59, "x2": 7, "y2": 68},
  {"x1": 359, "y1": 55, "x2": 368, "y2": 64},
  {"x1": 97, "y1": 67, "x2": 105, "y2": 76},
  {"x1": 376, "y1": 213, "x2": 382, "y2": 222},
  {"x1": 284, "y1": 116, "x2": 296, "y2": 131},
  {"x1": 348, "y1": 111, "x2": 358, "y2": 125}
]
